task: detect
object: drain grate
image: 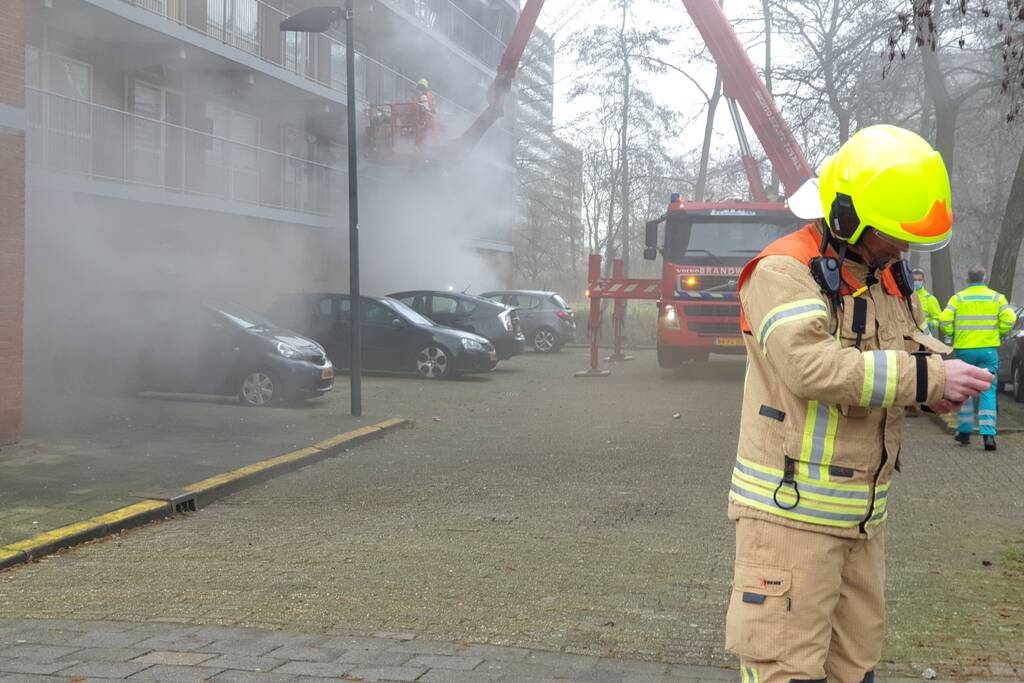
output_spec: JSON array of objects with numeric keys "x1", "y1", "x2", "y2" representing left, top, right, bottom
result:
[{"x1": 132, "y1": 490, "x2": 198, "y2": 514}]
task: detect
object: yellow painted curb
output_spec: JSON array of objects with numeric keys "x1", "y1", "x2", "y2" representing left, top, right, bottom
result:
[
  {"x1": 0, "y1": 418, "x2": 410, "y2": 572},
  {"x1": 312, "y1": 425, "x2": 382, "y2": 451}
]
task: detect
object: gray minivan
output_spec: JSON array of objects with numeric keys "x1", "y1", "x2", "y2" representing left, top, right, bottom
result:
[{"x1": 479, "y1": 290, "x2": 576, "y2": 352}]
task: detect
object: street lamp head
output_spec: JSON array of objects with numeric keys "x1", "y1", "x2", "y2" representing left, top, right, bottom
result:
[{"x1": 280, "y1": 6, "x2": 342, "y2": 33}]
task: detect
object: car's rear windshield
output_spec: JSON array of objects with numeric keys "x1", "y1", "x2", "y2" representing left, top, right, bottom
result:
[
  {"x1": 386, "y1": 298, "x2": 435, "y2": 327},
  {"x1": 550, "y1": 294, "x2": 570, "y2": 309}
]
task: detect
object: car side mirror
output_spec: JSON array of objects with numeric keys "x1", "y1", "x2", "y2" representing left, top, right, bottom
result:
[
  {"x1": 391, "y1": 318, "x2": 406, "y2": 329},
  {"x1": 643, "y1": 246, "x2": 657, "y2": 261}
]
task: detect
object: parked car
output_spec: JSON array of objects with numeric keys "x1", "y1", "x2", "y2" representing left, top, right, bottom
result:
[
  {"x1": 387, "y1": 290, "x2": 526, "y2": 360},
  {"x1": 56, "y1": 292, "x2": 333, "y2": 406},
  {"x1": 998, "y1": 304, "x2": 1024, "y2": 402},
  {"x1": 479, "y1": 290, "x2": 576, "y2": 353},
  {"x1": 266, "y1": 293, "x2": 498, "y2": 379}
]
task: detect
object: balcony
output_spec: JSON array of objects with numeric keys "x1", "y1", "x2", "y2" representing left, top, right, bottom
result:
[
  {"x1": 118, "y1": 0, "x2": 504, "y2": 88},
  {"x1": 26, "y1": 88, "x2": 335, "y2": 220},
  {"x1": 104, "y1": 0, "x2": 513, "y2": 155}
]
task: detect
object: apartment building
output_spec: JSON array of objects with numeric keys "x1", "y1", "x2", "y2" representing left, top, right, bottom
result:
[
  {"x1": 6, "y1": 0, "x2": 520, "y2": 430},
  {"x1": 514, "y1": 26, "x2": 582, "y2": 292}
]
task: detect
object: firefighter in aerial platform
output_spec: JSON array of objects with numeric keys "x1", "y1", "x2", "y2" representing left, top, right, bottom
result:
[
  {"x1": 414, "y1": 78, "x2": 437, "y2": 147},
  {"x1": 726, "y1": 125, "x2": 994, "y2": 683}
]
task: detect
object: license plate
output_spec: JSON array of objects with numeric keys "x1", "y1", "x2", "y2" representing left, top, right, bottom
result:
[
  {"x1": 714, "y1": 337, "x2": 744, "y2": 347},
  {"x1": 321, "y1": 367, "x2": 334, "y2": 379}
]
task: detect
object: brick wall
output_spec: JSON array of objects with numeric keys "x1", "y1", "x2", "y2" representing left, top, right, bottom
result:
[{"x1": 0, "y1": 0, "x2": 25, "y2": 445}]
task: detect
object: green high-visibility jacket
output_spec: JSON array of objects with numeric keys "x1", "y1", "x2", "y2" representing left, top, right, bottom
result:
[
  {"x1": 939, "y1": 284, "x2": 1017, "y2": 349},
  {"x1": 915, "y1": 287, "x2": 942, "y2": 332}
]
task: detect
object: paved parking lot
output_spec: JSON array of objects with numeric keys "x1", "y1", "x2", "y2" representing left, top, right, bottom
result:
[{"x1": 1, "y1": 350, "x2": 1023, "y2": 679}]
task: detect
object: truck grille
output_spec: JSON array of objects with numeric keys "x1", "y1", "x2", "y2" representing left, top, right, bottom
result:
[
  {"x1": 683, "y1": 304, "x2": 741, "y2": 318},
  {"x1": 688, "y1": 321, "x2": 741, "y2": 335}
]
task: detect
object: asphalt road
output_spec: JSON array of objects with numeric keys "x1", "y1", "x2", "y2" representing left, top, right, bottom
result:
[{"x1": 1, "y1": 350, "x2": 1023, "y2": 679}]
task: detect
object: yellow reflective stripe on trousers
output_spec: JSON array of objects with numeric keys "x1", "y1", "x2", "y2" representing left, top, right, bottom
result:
[
  {"x1": 742, "y1": 667, "x2": 759, "y2": 683},
  {"x1": 800, "y1": 400, "x2": 839, "y2": 481},
  {"x1": 860, "y1": 350, "x2": 898, "y2": 408},
  {"x1": 756, "y1": 298, "x2": 829, "y2": 353}
]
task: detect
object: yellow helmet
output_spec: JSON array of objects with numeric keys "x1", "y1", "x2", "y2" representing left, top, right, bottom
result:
[
  {"x1": 790, "y1": 125, "x2": 953, "y2": 252},
  {"x1": 417, "y1": 78, "x2": 429, "y2": 89}
]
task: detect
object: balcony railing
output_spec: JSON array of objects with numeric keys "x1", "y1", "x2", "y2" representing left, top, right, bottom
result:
[
  {"x1": 118, "y1": 0, "x2": 499, "y2": 101},
  {"x1": 26, "y1": 88, "x2": 335, "y2": 217},
  {"x1": 117, "y1": 0, "x2": 512, "y2": 155},
  {"x1": 374, "y1": 0, "x2": 504, "y2": 68}
]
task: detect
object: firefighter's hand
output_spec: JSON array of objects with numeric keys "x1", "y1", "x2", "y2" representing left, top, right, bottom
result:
[
  {"x1": 928, "y1": 399, "x2": 962, "y2": 414},
  {"x1": 942, "y1": 359, "x2": 994, "y2": 403}
]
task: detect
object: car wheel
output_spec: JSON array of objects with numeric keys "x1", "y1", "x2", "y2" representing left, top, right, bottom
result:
[
  {"x1": 1014, "y1": 363, "x2": 1024, "y2": 403},
  {"x1": 532, "y1": 327, "x2": 558, "y2": 353},
  {"x1": 239, "y1": 370, "x2": 279, "y2": 406},
  {"x1": 416, "y1": 345, "x2": 452, "y2": 379}
]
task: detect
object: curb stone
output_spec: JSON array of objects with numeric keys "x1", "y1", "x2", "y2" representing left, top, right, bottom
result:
[{"x1": 0, "y1": 418, "x2": 411, "y2": 572}]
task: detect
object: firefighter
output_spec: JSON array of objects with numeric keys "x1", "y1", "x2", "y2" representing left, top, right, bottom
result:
[
  {"x1": 728, "y1": 124, "x2": 993, "y2": 683},
  {"x1": 939, "y1": 265, "x2": 1017, "y2": 451},
  {"x1": 416, "y1": 79, "x2": 434, "y2": 113},
  {"x1": 911, "y1": 268, "x2": 942, "y2": 337}
]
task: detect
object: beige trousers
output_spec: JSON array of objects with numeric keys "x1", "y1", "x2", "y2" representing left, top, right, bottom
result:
[{"x1": 725, "y1": 517, "x2": 884, "y2": 683}]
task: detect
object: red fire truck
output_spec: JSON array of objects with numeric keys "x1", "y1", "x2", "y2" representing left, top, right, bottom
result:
[
  {"x1": 641, "y1": 0, "x2": 813, "y2": 368},
  {"x1": 644, "y1": 201, "x2": 800, "y2": 366}
]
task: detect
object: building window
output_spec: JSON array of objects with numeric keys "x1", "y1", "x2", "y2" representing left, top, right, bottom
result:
[
  {"x1": 329, "y1": 43, "x2": 366, "y2": 100},
  {"x1": 205, "y1": 103, "x2": 260, "y2": 203},
  {"x1": 26, "y1": 47, "x2": 93, "y2": 174},
  {"x1": 284, "y1": 30, "x2": 310, "y2": 76},
  {"x1": 208, "y1": 0, "x2": 260, "y2": 54}
]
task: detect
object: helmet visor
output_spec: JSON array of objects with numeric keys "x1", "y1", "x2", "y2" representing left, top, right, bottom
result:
[
  {"x1": 871, "y1": 228, "x2": 951, "y2": 253},
  {"x1": 788, "y1": 178, "x2": 824, "y2": 220}
]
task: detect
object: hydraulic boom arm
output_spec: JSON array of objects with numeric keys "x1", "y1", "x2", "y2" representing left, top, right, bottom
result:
[
  {"x1": 449, "y1": 0, "x2": 809, "y2": 198},
  {"x1": 448, "y1": 0, "x2": 546, "y2": 158},
  {"x1": 680, "y1": 0, "x2": 812, "y2": 195}
]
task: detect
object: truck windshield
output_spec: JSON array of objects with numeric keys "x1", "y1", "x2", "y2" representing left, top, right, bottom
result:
[{"x1": 664, "y1": 218, "x2": 798, "y2": 263}]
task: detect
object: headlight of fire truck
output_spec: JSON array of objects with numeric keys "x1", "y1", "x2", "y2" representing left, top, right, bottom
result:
[{"x1": 660, "y1": 303, "x2": 680, "y2": 331}]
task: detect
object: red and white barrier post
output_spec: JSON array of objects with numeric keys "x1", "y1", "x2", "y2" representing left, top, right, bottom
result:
[
  {"x1": 575, "y1": 254, "x2": 610, "y2": 378},
  {"x1": 605, "y1": 259, "x2": 634, "y2": 363}
]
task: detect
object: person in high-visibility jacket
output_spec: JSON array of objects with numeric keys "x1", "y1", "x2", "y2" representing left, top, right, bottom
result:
[
  {"x1": 729, "y1": 125, "x2": 993, "y2": 683},
  {"x1": 911, "y1": 268, "x2": 942, "y2": 337},
  {"x1": 939, "y1": 266, "x2": 1017, "y2": 451}
]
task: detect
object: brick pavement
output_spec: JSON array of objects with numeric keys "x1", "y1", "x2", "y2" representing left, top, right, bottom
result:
[
  {"x1": 2, "y1": 352, "x2": 1023, "y2": 678},
  {"x1": 0, "y1": 619, "x2": 1000, "y2": 682}
]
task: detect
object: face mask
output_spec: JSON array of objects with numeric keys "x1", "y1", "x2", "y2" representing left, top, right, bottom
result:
[{"x1": 913, "y1": 281, "x2": 924, "y2": 291}]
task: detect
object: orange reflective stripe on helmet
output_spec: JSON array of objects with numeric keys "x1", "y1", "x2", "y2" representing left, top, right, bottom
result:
[{"x1": 900, "y1": 199, "x2": 953, "y2": 238}]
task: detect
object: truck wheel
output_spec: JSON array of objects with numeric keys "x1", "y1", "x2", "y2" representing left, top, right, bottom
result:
[{"x1": 657, "y1": 344, "x2": 682, "y2": 369}]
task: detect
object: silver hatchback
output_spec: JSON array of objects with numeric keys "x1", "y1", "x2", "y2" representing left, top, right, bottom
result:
[{"x1": 479, "y1": 290, "x2": 576, "y2": 352}]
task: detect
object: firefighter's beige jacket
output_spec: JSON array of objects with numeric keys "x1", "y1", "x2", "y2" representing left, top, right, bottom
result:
[{"x1": 731, "y1": 254, "x2": 948, "y2": 538}]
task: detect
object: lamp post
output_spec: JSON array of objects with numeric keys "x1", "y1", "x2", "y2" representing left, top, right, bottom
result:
[{"x1": 281, "y1": 2, "x2": 362, "y2": 416}]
